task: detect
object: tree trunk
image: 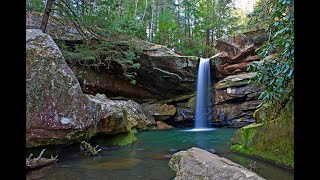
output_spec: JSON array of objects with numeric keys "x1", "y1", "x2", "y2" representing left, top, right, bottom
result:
[
  {"x1": 134, "y1": 0, "x2": 139, "y2": 17},
  {"x1": 205, "y1": 28, "x2": 210, "y2": 57},
  {"x1": 149, "y1": 0, "x2": 155, "y2": 42},
  {"x1": 40, "y1": 0, "x2": 55, "y2": 33},
  {"x1": 204, "y1": 0, "x2": 210, "y2": 58},
  {"x1": 142, "y1": 0, "x2": 148, "y2": 21},
  {"x1": 118, "y1": 0, "x2": 123, "y2": 17},
  {"x1": 187, "y1": 4, "x2": 191, "y2": 49},
  {"x1": 176, "y1": 0, "x2": 181, "y2": 36}
]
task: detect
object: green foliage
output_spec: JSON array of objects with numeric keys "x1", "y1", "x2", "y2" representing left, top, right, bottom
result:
[
  {"x1": 57, "y1": 40, "x2": 142, "y2": 84},
  {"x1": 95, "y1": 130, "x2": 138, "y2": 146},
  {"x1": 27, "y1": 0, "x2": 45, "y2": 12},
  {"x1": 160, "y1": 0, "x2": 243, "y2": 57},
  {"x1": 248, "y1": 0, "x2": 294, "y2": 105},
  {"x1": 246, "y1": 0, "x2": 271, "y2": 31},
  {"x1": 31, "y1": 0, "x2": 248, "y2": 58}
]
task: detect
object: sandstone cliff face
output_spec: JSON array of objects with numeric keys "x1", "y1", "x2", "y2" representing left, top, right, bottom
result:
[
  {"x1": 214, "y1": 29, "x2": 267, "y2": 78},
  {"x1": 69, "y1": 43, "x2": 199, "y2": 101},
  {"x1": 211, "y1": 30, "x2": 267, "y2": 127},
  {"x1": 26, "y1": 29, "x2": 155, "y2": 148}
]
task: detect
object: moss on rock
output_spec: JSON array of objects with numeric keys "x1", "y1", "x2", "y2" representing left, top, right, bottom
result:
[
  {"x1": 187, "y1": 96, "x2": 196, "y2": 110},
  {"x1": 231, "y1": 99, "x2": 294, "y2": 169},
  {"x1": 131, "y1": 128, "x2": 138, "y2": 134},
  {"x1": 104, "y1": 130, "x2": 138, "y2": 146}
]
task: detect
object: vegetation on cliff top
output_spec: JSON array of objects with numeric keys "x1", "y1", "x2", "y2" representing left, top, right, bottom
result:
[{"x1": 27, "y1": 0, "x2": 246, "y2": 58}]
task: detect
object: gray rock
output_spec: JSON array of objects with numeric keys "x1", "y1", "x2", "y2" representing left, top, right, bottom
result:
[
  {"x1": 26, "y1": 29, "x2": 155, "y2": 148},
  {"x1": 27, "y1": 29, "x2": 89, "y2": 147},
  {"x1": 169, "y1": 147, "x2": 265, "y2": 180},
  {"x1": 142, "y1": 103, "x2": 176, "y2": 121}
]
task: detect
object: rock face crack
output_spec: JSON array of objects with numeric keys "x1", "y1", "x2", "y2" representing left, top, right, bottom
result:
[
  {"x1": 153, "y1": 67, "x2": 182, "y2": 80},
  {"x1": 220, "y1": 159, "x2": 243, "y2": 169}
]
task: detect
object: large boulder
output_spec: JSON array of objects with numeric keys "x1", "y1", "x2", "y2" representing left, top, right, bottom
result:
[
  {"x1": 26, "y1": 29, "x2": 90, "y2": 147},
  {"x1": 86, "y1": 94, "x2": 155, "y2": 134},
  {"x1": 26, "y1": 29, "x2": 155, "y2": 148},
  {"x1": 168, "y1": 147, "x2": 265, "y2": 180}
]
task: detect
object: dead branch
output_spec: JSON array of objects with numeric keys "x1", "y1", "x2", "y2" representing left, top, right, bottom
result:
[
  {"x1": 26, "y1": 149, "x2": 58, "y2": 171},
  {"x1": 27, "y1": 153, "x2": 33, "y2": 161},
  {"x1": 36, "y1": 149, "x2": 46, "y2": 160}
]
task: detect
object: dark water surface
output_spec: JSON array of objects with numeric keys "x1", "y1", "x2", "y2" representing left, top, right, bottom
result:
[{"x1": 26, "y1": 128, "x2": 293, "y2": 180}]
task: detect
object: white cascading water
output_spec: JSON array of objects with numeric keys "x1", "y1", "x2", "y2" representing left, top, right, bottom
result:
[
  {"x1": 181, "y1": 58, "x2": 215, "y2": 132},
  {"x1": 193, "y1": 58, "x2": 213, "y2": 131}
]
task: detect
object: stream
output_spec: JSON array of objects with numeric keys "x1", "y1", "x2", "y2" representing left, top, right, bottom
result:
[{"x1": 26, "y1": 128, "x2": 293, "y2": 180}]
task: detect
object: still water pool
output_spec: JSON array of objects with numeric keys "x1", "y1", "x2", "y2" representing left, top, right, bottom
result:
[{"x1": 26, "y1": 128, "x2": 293, "y2": 180}]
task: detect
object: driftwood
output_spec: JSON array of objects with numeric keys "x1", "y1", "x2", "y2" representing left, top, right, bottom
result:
[
  {"x1": 80, "y1": 141, "x2": 102, "y2": 156},
  {"x1": 26, "y1": 149, "x2": 58, "y2": 170}
]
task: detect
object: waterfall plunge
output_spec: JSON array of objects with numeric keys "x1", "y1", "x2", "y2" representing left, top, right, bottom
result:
[{"x1": 194, "y1": 58, "x2": 213, "y2": 131}]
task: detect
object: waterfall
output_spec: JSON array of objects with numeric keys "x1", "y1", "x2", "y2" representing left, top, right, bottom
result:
[{"x1": 194, "y1": 58, "x2": 212, "y2": 130}]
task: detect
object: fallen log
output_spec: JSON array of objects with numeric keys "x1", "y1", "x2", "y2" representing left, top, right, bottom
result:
[
  {"x1": 26, "y1": 149, "x2": 58, "y2": 170},
  {"x1": 80, "y1": 141, "x2": 102, "y2": 156}
]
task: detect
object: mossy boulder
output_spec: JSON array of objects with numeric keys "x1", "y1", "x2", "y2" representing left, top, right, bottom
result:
[
  {"x1": 86, "y1": 94, "x2": 156, "y2": 134},
  {"x1": 231, "y1": 99, "x2": 294, "y2": 169},
  {"x1": 253, "y1": 104, "x2": 269, "y2": 123}
]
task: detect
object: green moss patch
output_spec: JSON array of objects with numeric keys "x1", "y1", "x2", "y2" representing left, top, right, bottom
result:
[
  {"x1": 107, "y1": 131, "x2": 137, "y2": 146},
  {"x1": 94, "y1": 130, "x2": 138, "y2": 146},
  {"x1": 231, "y1": 99, "x2": 294, "y2": 169}
]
